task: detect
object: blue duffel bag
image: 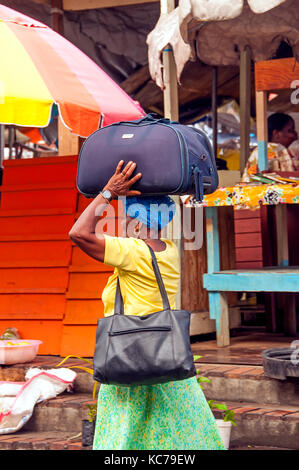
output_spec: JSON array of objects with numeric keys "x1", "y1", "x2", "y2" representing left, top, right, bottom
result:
[{"x1": 77, "y1": 114, "x2": 218, "y2": 202}]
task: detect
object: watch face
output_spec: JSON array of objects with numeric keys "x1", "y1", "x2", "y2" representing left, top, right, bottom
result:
[{"x1": 103, "y1": 190, "x2": 111, "y2": 200}]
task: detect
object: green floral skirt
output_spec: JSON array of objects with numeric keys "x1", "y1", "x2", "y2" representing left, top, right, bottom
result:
[{"x1": 93, "y1": 377, "x2": 226, "y2": 450}]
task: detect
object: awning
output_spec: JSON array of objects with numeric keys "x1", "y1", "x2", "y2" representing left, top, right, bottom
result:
[{"x1": 147, "y1": 0, "x2": 298, "y2": 89}]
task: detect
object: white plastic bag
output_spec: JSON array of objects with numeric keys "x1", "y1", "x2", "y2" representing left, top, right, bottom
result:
[{"x1": 0, "y1": 368, "x2": 77, "y2": 434}]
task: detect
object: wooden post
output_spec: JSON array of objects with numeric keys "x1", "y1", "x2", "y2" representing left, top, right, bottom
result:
[
  {"x1": 206, "y1": 207, "x2": 220, "y2": 274},
  {"x1": 51, "y1": 0, "x2": 64, "y2": 35},
  {"x1": 8, "y1": 127, "x2": 14, "y2": 159},
  {"x1": 0, "y1": 125, "x2": 4, "y2": 167},
  {"x1": 240, "y1": 46, "x2": 251, "y2": 175},
  {"x1": 255, "y1": 90, "x2": 268, "y2": 171},
  {"x1": 276, "y1": 204, "x2": 289, "y2": 268},
  {"x1": 57, "y1": 117, "x2": 79, "y2": 156},
  {"x1": 51, "y1": 0, "x2": 79, "y2": 156},
  {"x1": 275, "y1": 204, "x2": 296, "y2": 336},
  {"x1": 160, "y1": 0, "x2": 181, "y2": 307},
  {"x1": 161, "y1": 1, "x2": 179, "y2": 121},
  {"x1": 283, "y1": 295, "x2": 297, "y2": 337},
  {"x1": 212, "y1": 67, "x2": 218, "y2": 160},
  {"x1": 206, "y1": 207, "x2": 230, "y2": 347}
]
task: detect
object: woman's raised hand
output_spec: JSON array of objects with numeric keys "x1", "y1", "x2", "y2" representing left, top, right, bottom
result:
[{"x1": 103, "y1": 160, "x2": 142, "y2": 198}]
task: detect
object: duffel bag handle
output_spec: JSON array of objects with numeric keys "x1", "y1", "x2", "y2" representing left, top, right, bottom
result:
[
  {"x1": 194, "y1": 167, "x2": 203, "y2": 202},
  {"x1": 117, "y1": 113, "x2": 178, "y2": 126}
]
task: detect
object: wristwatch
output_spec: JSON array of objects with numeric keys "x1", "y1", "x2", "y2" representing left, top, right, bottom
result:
[{"x1": 100, "y1": 189, "x2": 113, "y2": 203}]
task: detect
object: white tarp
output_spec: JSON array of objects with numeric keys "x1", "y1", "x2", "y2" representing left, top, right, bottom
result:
[
  {"x1": 0, "y1": 368, "x2": 77, "y2": 434},
  {"x1": 179, "y1": 0, "x2": 287, "y2": 22},
  {"x1": 147, "y1": 0, "x2": 297, "y2": 89}
]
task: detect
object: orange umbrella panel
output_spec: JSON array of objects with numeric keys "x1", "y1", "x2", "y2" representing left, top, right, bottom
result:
[{"x1": 0, "y1": 5, "x2": 145, "y2": 137}]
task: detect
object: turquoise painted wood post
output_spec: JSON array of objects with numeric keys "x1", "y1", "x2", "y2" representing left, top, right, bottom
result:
[
  {"x1": 256, "y1": 90, "x2": 268, "y2": 171},
  {"x1": 205, "y1": 207, "x2": 230, "y2": 347},
  {"x1": 206, "y1": 207, "x2": 220, "y2": 274},
  {"x1": 258, "y1": 141, "x2": 268, "y2": 171},
  {"x1": 204, "y1": 270, "x2": 299, "y2": 292},
  {"x1": 276, "y1": 204, "x2": 289, "y2": 268},
  {"x1": 206, "y1": 207, "x2": 219, "y2": 321}
]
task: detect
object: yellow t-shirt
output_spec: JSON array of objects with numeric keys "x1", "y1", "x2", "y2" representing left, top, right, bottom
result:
[{"x1": 102, "y1": 235, "x2": 180, "y2": 317}]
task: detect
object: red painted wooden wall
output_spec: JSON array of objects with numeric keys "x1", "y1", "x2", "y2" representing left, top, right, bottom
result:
[
  {"x1": 0, "y1": 156, "x2": 118, "y2": 357},
  {"x1": 234, "y1": 209, "x2": 263, "y2": 269}
]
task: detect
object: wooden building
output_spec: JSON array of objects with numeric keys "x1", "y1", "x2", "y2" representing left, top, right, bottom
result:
[{"x1": 0, "y1": 0, "x2": 298, "y2": 356}]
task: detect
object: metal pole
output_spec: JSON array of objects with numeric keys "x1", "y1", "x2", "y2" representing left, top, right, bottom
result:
[
  {"x1": 160, "y1": 0, "x2": 181, "y2": 309},
  {"x1": 8, "y1": 126, "x2": 14, "y2": 159},
  {"x1": 0, "y1": 125, "x2": 4, "y2": 167},
  {"x1": 212, "y1": 67, "x2": 218, "y2": 159},
  {"x1": 240, "y1": 45, "x2": 251, "y2": 175},
  {"x1": 161, "y1": 0, "x2": 179, "y2": 121}
]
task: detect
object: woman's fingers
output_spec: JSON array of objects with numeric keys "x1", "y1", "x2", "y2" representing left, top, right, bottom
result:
[
  {"x1": 128, "y1": 172, "x2": 142, "y2": 186},
  {"x1": 115, "y1": 160, "x2": 124, "y2": 174},
  {"x1": 125, "y1": 162, "x2": 137, "y2": 177},
  {"x1": 127, "y1": 190, "x2": 142, "y2": 196},
  {"x1": 114, "y1": 161, "x2": 141, "y2": 194},
  {"x1": 121, "y1": 160, "x2": 133, "y2": 176}
]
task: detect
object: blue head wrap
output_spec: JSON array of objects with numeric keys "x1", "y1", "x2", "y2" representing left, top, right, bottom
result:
[{"x1": 123, "y1": 195, "x2": 176, "y2": 231}]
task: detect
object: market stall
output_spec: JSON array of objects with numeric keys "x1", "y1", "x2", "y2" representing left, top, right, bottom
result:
[
  {"x1": 149, "y1": 1, "x2": 299, "y2": 345},
  {"x1": 0, "y1": 5, "x2": 144, "y2": 356},
  {"x1": 181, "y1": 58, "x2": 299, "y2": 346}
]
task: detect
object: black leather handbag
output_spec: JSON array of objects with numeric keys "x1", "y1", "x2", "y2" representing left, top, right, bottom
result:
[{"x1": 93, "y1": 244, "x2": 196, "y2": 386}]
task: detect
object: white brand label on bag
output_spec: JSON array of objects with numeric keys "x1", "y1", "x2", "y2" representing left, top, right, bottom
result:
[{"x1": 122, "y1": 134, "x2": 134, "y2": 139}]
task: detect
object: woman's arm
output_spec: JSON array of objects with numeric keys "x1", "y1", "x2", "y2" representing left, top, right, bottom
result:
[{"x1": 69, "y1": 160, "x2": 141, "y2": 262}]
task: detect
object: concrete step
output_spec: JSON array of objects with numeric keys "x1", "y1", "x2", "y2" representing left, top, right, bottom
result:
[
  {"x1": 22, "y1": 392, "x2": 96, "y2": 433},
  {"x1": 197, "y1": 362, "x2": 299, "y2": 407},
  {"x1": 3, "y1": 357, "x2": 299, "y2": 405},
  {"x1": 0, "y1": 430, "x2": 91, "y2": 450},
  {"x1": 213, "y1": 400, "x2": 299, "y2": 450},
  {"x1": 1, "y1": 396, "x2": 298, "y2": 450},
  {"x1": 1, "y1": 357, "x2": 298, "y2": 450},
  {"x1": 0, "y1": 356, "x2": 96, "y2": 394},
  {"x1": 231, "y1": 445, "x2": 293, "y2": 450}
]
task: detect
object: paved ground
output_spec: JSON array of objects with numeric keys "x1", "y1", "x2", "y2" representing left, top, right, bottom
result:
[
  {"x1": 0, "y1": 329, "x2": 297, "y2": 451},
  {"x1": 191, "y1": 329, "x2": 298, "y2": 365}
]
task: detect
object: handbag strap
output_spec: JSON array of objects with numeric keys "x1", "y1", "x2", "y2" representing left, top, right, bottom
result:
[
  {"x1": 114, "y1": 278, "x2": 124, "y2": 315},
  {"x1": 114, "y1": 243, "x2": 171, "y2": 315}
]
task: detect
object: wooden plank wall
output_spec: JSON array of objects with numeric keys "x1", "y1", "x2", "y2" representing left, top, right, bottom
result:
[
  {"x1": 181, "y1": 206, "x2": 237, "y2": 312},
  {"x1": 0, "y1": 156, "x2": 117, "y2": 357},
  {"x1": 60, "y1": 196, "x2": 119, "y2": 357},
  {"x1": 255, "y1": 58, "x2": 299, "y2": 92},
  {"x1": 0, "y1": 156, "x2": 78, "y2": 354},
  {"x1": 0, "y1": 156, "x2": 242, "y2": 354},
  {"x1": 234, "y1": 209, "x2": 263, "y2": 269}
]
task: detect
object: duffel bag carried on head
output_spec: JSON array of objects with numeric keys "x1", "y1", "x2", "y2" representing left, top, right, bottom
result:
[{"x1": 77, "y1": 114, "x2": 218, "y2": 202}]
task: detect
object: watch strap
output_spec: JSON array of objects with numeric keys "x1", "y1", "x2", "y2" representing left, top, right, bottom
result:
[{"x1": 100, "y1": 190, "x2": 112, "y2": 203}]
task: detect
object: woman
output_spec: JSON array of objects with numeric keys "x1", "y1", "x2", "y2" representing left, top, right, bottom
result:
[
  {"x1": 69, "y1": 160, "x2": 225, "y2": 450},
  {"x1": 242, "y1": 112, "x2": 298, "y2": 182}
]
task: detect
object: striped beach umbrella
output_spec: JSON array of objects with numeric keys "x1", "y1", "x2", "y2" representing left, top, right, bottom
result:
[{"x1": 0, "y1": 5, "x2": 145, "y2": 137}]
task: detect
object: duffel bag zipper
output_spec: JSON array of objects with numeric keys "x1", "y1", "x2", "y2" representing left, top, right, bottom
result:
[
  {"x1": 165, "y1": 125, "x2": 189, "y2": 194},
  {"x1": 108, "y1": 326, "x2": 172, "y2": 336},
  {"x1": 115, "y1": 122, "x2": 189, "y2": 195},
  {"x1": 78, "y1": 121, "x2": 189, "y2": 197}
]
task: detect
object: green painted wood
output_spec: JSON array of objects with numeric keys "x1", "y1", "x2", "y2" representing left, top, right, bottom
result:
[
  {"x1": 208, "y1": 292, "x2": 230, "y2": 346},
  {"x1": 203, "y1": 269, "x2": 299, "y2": 292},
  {"x1": 205, "y1": 207, "x2": 220, "y2": 273},
  {"x1": 208, "y1": 292, "x2": 216, "y2": 320},
  {"x1": 205, "y1": 207, "x2": 230, "y2": 345},
  {"x1": 258, "y1": 141, "x2": 268, "y2": 171}
]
